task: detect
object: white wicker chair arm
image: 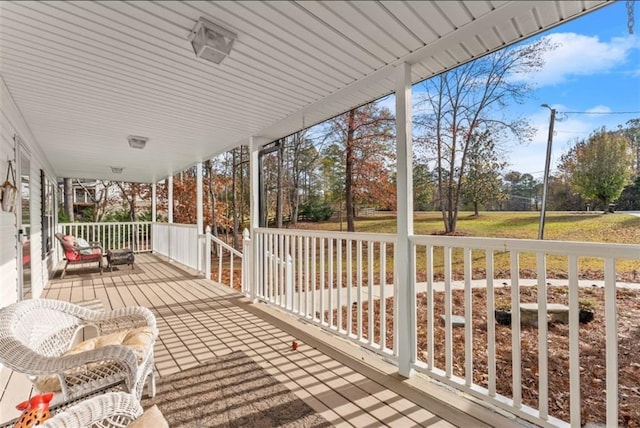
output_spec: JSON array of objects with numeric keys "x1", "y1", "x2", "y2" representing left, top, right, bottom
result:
[
  {"x1": 80, "y1": 306, "x2": 157, "y2": 334},
  {"x1": 41, "y1": 392, "x2": 143, "y2": 428},
  {"x1": 0, "y1": 340, "x2": 138, "y2": 378}
]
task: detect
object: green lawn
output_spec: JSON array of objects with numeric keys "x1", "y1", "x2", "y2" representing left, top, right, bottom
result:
[
  {"x1": 299, "y1": 211, "x2": 640, "y2": 243},
  {"x1": 295, "y1": 212, "x2": 640, "y2": 280}
]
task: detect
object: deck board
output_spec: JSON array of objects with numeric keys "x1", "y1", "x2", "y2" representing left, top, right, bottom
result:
[{"x1": 1, "y1": 254, "x2": 516, "y2": 427}]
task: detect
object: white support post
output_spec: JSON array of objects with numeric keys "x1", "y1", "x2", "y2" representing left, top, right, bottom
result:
[
  {"x1": 196, "y1": 162, "x2": 203, "y2": 272},
  {"x1": 395, "y1": 62, "x2": 415, "y2": 378},
  {"x1": 168, "y1": 175, "x2": 173, "y2": 261},
  {"x1": 151, "y1": 182, "x2": 157, "y2": 223},
  {"x1": 151, "y1": 182, "x2": 156, "y2": 253},
  {"x1": 250, "y1": 137, "x2": 261, "y2": 301},
  {"x1": 243, "y1": 228, "x2": 252, "y2": 298},
  {"x1": 285, "y1": 254, "x2": 293, "y2": 310},
  {"x1": 168, "y1": 176, "x2": 173, "y2": 224},
  {"x1": 205, "y1": 226, "x2": 211, "y2": 280}
]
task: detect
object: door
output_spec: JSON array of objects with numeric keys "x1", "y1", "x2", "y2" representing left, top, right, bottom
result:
[{"x1": 17, "y1": 140, "x2": 31, "y2": 300}]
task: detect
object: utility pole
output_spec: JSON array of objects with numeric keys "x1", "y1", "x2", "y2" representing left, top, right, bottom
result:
[{"x1": 538, "y1": 104, "x2": 556, "y2": 240}]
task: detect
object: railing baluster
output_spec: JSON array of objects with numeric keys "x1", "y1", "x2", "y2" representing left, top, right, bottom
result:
[
  {"x1": 328, "y1": 238, "x2": 334, "y2": 327},
  {"x1": 510, "y1": 251, "x2": 522, "y2": 408},
  {"x1": 217, "y1": 243, "x2": 223, "y2": 283},
  {"x1": 297, "y1": 235, "x2": 303, "y2": 314},
  {"x1": 230, "y1": 253, "x2": 234, "y2": 289},
  {"x1": 444, "y1": 246, "x2": 452, "y2": 378},
  {"x1": 464, "y1": 248, "x2": 472, "y2": 387},
  {"x1": 285, "y1": 234, "x2": 291, "y2": 310},
  {"x1": 486, "y1": 250, "x2": 496, "y2": 396},
  {"x1": 347, "y1": 239, "x2": 353, "y2": 336},
  {"x1": 267, "y1": 233, "x2": 273, "y2": 302},
  {"x1": 357, "y1": 240, "x2": 363, "y2": 341},
  {"x1": 368, "y1": 241, "x2": 374, "y2": 345},
  {"x1": 604, "y1": 257, "x2": 618, "y2": 426},
  {"x1": 568, "y1": 254, "x2": 580, "y2": 427},
  {"x1": 337, "y1": 239, "x2": 343, "y2": 333},
  {"x1": 537, "y1": 253, "x2": 549, "y2": 421},
  {"x1": 320, "y1": 237, "x2": 325, "y2": 323},
  {"x1": 426, "y1": 245, "x2": 434, "y2": 370},
  {"x1": 311, "y1": 237, "x2": 317, "y2": 321},
  {"x1": 304, "y1": 236, "x2": 310, "y2": 318},
  {"x1": 380, "y1": 242, "x2": 386, "y2": 351}
]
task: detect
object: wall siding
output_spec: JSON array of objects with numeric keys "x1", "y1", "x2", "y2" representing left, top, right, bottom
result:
[{"x1": 0, "y1": 78, "x2": 58, "y2": 308}]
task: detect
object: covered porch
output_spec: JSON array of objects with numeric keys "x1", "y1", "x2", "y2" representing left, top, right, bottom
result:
[
  {"x1": 0, "y1": 253, "x2": 513, "y2": 427},
  {"x1": 1, "y1": 1, "x2": 636, "y2": 427}
]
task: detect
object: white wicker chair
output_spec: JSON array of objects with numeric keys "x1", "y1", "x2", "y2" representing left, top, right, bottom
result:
[
  {"x1": 0, "y1": 299, "x2": 157, "y2": 404},
  {"x1": 41, "y1": 392, "x2": 143, "y2": 428}
]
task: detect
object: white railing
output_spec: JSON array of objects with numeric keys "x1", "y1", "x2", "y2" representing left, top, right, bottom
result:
[
  {"x1": 201, "y1": 227, "x2": 246, "y2": 292},
  {"x1": 253, "y1": 228, "x2": 397, "y2": 358},
  {"x1": 57, "y1": 222, "x2": 152, "y2": 259},
  {"x1": 249, "y1": 227, "x2": 639, "y2": 427},
  {"x1": 57, "y1": 220, "x2": 639, "y2": 426},
  {"x1": 152, "y1": 223, "x2": 199, "y2": 271},
  {"x1": 410, "y1": 235, "x2": 639, "y2": 428}
]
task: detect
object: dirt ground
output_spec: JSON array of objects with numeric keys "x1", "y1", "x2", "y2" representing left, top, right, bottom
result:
[{"x1": 336, "y1": 284, "x2": 639, "y2": 426}]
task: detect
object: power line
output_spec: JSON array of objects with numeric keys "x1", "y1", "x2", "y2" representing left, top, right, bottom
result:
[{"x1": 560, "y1": 111, "x2": 640, "y2": 114}]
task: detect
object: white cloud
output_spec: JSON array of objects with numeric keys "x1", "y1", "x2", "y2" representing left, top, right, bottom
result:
[
  {"x1": 585, "y1": 105, "x2": 613, "y2": 114},
  {"x1": 517, "y1": 33, "x2": 639, "y2": 87}
]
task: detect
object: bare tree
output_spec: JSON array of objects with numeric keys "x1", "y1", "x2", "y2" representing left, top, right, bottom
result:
[{"x1": 416, "y1": 38, "x2": 552, "y2": 233}]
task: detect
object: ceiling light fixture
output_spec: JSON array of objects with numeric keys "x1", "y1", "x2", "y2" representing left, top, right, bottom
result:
[
  {"x1": 111, "y1": 167, "x2": 124, "y2": 174},
  {"x1": 189, "y1": 17, "x2": 236, "y2": 64},
  {"x1": 128, "y1": 135, "x2": 148, "y2": 149}
]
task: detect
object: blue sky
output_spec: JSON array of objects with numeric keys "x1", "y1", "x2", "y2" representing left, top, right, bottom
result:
[
  {"x1": 487, "y1": 1, "x2": 640, "y2": 177},
  {"x1": 371, "y1": 2, "x2": 640, "y2": 179}
]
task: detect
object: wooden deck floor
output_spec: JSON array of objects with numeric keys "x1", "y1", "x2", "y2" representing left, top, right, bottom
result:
[{"x1": 1, "y1": 254, "x2": 517, "y2": 427}]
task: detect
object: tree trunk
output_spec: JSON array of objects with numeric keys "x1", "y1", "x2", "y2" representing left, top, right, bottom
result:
[
  {"x1": 232, "y1": 149, "x2": 239, "y2": 249},
  {"x1": 205, "y1": 161, "x2": 219, "y2": 241},
  {"x1": 63, "y1": 178, "x2": 74, "y2": 222},
  {"x1": 474, "y1": 201, "x2": 479, "y2": 216},
  {"x1": 276, "y1": 140, "x2": 284, "y2": 228},
  {"x1": 129, "y1": 186, "x2": 137, "y2": 222},
  {"x1": 345, "y1": 109, "x2": 356, "y2": 232}
]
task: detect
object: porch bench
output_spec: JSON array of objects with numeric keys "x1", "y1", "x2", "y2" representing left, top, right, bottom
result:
[{"x1": 520, "y1": 303, "x2": 569, "y2": 327}]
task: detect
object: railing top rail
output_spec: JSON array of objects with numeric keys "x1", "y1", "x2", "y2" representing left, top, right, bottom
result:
[
  {"x1": 410, "y1": 234, "x2": 640, "y2": 259},
  {"x1": 153, "y1": 222, "x2": 197, "y2": 229},
  {"x1": 59, "y1": 221, "x2": 152, "y2": 227},
  {"x1": 205, "y1": 233, "x2": 243, "y2": 258},
  {"x1": 255, "y1": 227, "x2": 397, "y2": 243}
]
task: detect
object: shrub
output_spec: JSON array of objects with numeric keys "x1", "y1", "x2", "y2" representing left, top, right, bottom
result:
[{"x1": 300, "y1": 200, "x2": 333, "y2": 222}]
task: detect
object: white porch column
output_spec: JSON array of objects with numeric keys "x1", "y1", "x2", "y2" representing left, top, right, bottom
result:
[
  {"x1": 168, "y1": 175, "x2": 173, "y2": 261},
  {"x1": 151, "y1": 182, "x2": 157, "y2": 222},
  {"x1": 168, "y1": 175, "x2": 174, "y2": 224},
  {"x1": 249, "y1": 137, "x2": 261, "y2": 301},
  {"x1": 151, "y1": 181, "x2": 156, "y2": 254},
  {"x1": 196, "y1": 162, "x2": 204, "y2": 272},
  {"x1": 396, "y1": 62, "x2": 416, "y2": 377},
  {"x1": 250, "y1": 139, "x2": 260, "y2": 230},
  {"x1": 196, "y1": 162, "x2": 203, "y2": 233}
]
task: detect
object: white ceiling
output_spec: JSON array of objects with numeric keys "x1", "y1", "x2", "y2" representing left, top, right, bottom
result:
[{"x1": 0, "y1": 1, "x2": 610, "y2": 183}]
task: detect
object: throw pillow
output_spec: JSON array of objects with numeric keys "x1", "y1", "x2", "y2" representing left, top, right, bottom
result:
[
  {"x1": 34, "y1": 326, "x2": 158, "y2": 392},
  {"x1": 74, "y1": 237, "x2": 93, "y2": 255},
  {"x1": 127, "y1": 405, "x2": 169, "y2": 428}
]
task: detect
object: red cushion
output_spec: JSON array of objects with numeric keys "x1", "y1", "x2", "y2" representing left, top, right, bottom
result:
[{"x1": 65, "y1": 248, "x2": 80, "y2": 261}]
